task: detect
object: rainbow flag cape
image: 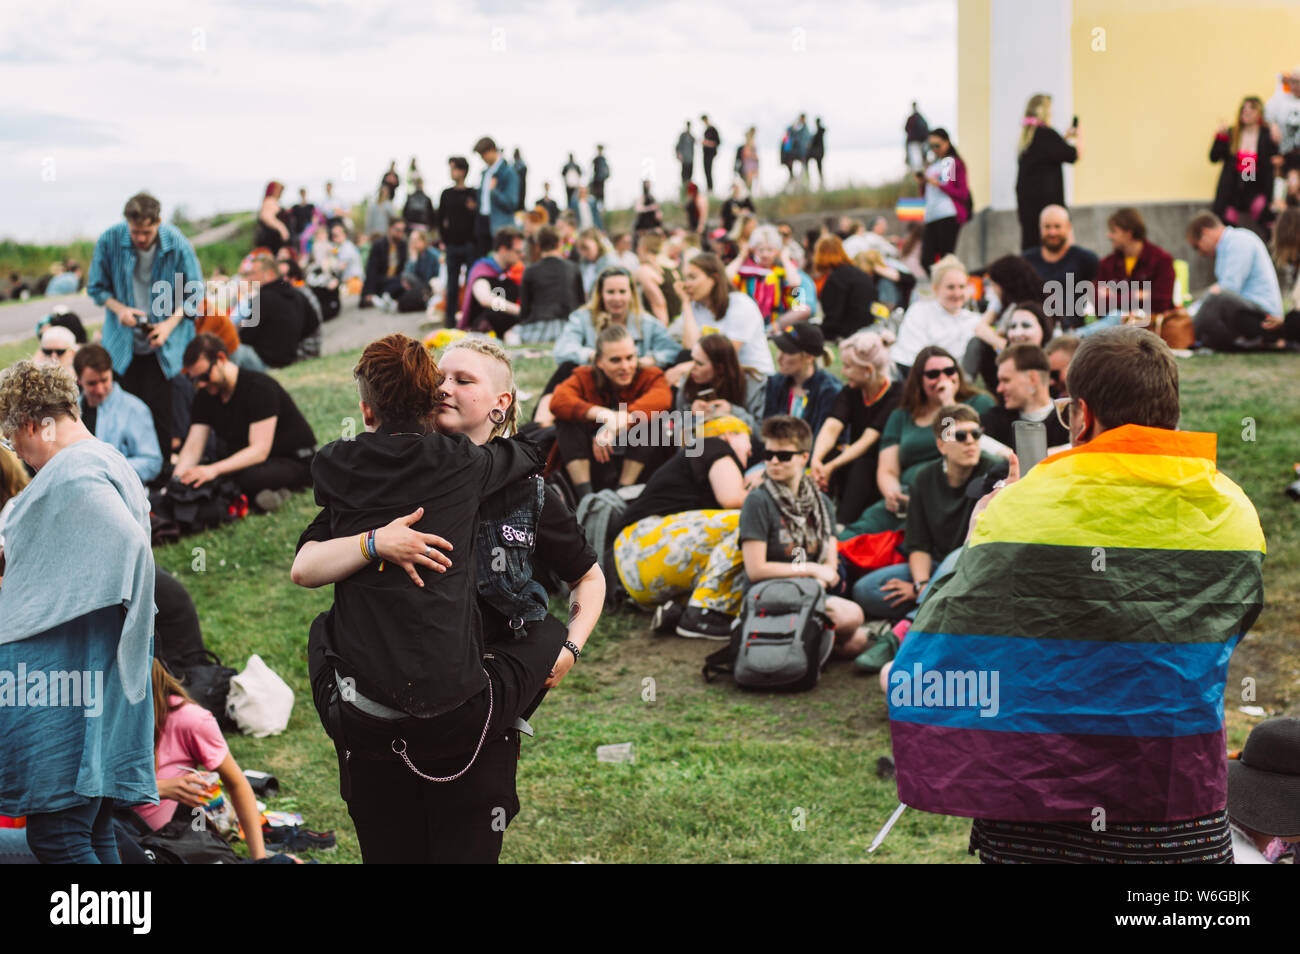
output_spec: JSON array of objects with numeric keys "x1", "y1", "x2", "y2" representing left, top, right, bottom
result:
[
  {"x1": 888, "y1": 425, "x2": 1265, "y2": 822},
  {"x1": 895, "y1": 197, "x2": 925, "y2": 222}
]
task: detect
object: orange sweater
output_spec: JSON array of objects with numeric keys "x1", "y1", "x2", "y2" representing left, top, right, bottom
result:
[{"x1": 550, "y1": 364, "x2": 672, "y2": 422}]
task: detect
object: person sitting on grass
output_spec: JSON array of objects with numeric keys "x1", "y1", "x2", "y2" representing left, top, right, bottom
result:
[
  {"x1": 673, "y1": 333, "x2": 766, "y2": 432},
  {"x1": 613, "y1": 415, "x2": 752, "y2": 623},
  {"x1": 175, "y1": 334, "x2": 317, "y2": 512},
  {"x1": 763, "y1": 322, "x2": 842, "y2": 443},
  {"x1": 849, "y1": 403, "x2": 997, "y2": 671},
  {"x1": 73, "y1": 344, "x2": 163, "y2": 485},
  {"x1": 980, "y1": 342, "x2": 1070, "y2": 450},
  {"x1": 719, "y1": 415, "x2": 868, "y2": 655},
  {"x1": 548, "y1": 324, "x2": 673, "y2": 500},
  {"x1": 839, "y1": 345, "x2": 994, "y2": 539},
  {"x1": 810, "y1": 330, "x2": 901, "y2": 525}
]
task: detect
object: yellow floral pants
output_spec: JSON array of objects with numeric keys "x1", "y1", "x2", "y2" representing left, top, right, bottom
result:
[{"x1": 613, "y1": 510, "x2": 747, "y2": 616}]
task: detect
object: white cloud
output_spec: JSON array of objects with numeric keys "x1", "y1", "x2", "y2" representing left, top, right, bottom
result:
[{"x1": 1, "y1": 0, "x2": 956, "y2": 242}]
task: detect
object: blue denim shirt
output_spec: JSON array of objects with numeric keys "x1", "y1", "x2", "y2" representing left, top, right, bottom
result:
[
  {"x1": 1215, "y1": 226, "x2": 1283, "y2": 315},
  {"x1": 88, "y1": 222, "x2": 201, "y2": 378},
  {"x1": 91, "y1": 386, "x2": 162, "y2": 483},
  {"x1": 475, "y1": 474, "x2": 549, "y2": 629}
]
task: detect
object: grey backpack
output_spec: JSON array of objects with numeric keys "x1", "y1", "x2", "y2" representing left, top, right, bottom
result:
[{"x1": 702, "y1": 577, "x2": 834, "y2": 692}]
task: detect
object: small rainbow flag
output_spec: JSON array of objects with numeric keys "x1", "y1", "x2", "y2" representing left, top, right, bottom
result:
[
  {"x1": 888, "y1": 425, "x2": 1265, "y2": 823},
  {"x1": 895, "y1": 197, "x2": 926, "y2": 222}
]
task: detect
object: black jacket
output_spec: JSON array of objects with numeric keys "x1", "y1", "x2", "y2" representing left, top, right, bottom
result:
[
  {"x1": 240, "y1": 278, "x2": 306, "y2": 368},
  {"x1": 301, "y1": 430, "x2": 545, "y2": 716},
  {"x1": 1211, "y1": 128, "x2": 1277, "y2": 222},
  {"x1": 819, "y1": 264, "x2": 876, "y2": 340},
  {"x1": 520, "y1": 256, "x2": 585, "y2": 325},
  {"x1": 438, "y1": 186, "x2": 478, "y2": 245},
  {"x1": 362, "y1": 237, "x2": 407, "y2": 299},
  {"x1": 1015, "y1": 126, "x2": 1078, "y2": 220}
]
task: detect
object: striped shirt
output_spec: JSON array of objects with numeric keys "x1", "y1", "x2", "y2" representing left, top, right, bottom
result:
[{"x1": 87, "y1": 222, "x2": 201, "y2": 378}]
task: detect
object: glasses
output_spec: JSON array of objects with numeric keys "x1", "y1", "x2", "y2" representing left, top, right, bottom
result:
[
  {"x1": 41, "y1": 348, "x2": 68, "y2": 357},
  {"x1": 187, "y1": 364, "x2": 214, "y2": 385},
  {"x1": 922, "y1": 365, "x2": 960, "y2": 381},
  {"x1": 948, "y1": 427, "x2": 983, "y2": 443},
  {"x1": 763, "y1": 449, "x2": 804, "y2": 462},
  {"x1": 1053, "y1": 395, "x2": 1073, "y2": 429}
]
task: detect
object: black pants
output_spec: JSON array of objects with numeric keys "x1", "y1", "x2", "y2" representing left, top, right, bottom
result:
[
  {"x1": 444, "y1": 242, "x2": 477, "y2": 329},
  {"x1": 314, "y1": 615, "x2": 566, "y2": 863},
  {"x1": 702, "y1": 149, "x2": 716, "y2": 191},
  {"x1": 555, "y1": 417, "x2": 661, "y2": 488},
  {"x1": 832, "y1": 445, "x2": 882, "y2": 525},
  {"x1": 1194, "y1": 291, "x2": 1269, "y2": 350},
  {"x1": 1018, "y1": 206, "x2": 1042, "y2": 254},
  {"x1": 475, "y1": 216, "x2": 493, "y2": 260},
  {"x1": 681, "y1": 163, "x2": 693, "y2": 185},
  {"x1": 233, "y1": 456, "x2": 312, "y2": 497},
  {"x1": 920, "y1": 218, "x2": 960, "y2": 275},
  {"x1": 119, "y1": 352, "x2": 174, "y2": 455}
]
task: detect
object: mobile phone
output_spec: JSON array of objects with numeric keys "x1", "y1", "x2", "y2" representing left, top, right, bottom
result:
[
  {"x1": 696, "y1": 388, "x2": 716, "y2": 400},
  {"x1": 1072, "y1": 115, "x2": 1079, "y2": 128},
  {"x1": 1013, "y1": 420, "x2": 1048, "y2": 475},
  {"x1": 138, "y1": 320, "x2": 154, "y2": 336}
]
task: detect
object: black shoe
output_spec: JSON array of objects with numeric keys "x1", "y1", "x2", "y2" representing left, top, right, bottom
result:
[
  {"x1": 652, "y1": 601, "x2": 684, "y2": 635},
  {"x1": 676, "y1": 606, "x2": 736, "y2": 640}
]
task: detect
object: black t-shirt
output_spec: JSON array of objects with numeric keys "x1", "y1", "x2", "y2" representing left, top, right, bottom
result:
[
  {"x1": 191, "y1": 368, "x2": 316, "y2": 459},
  {"x1": 829, "y1": 381, "x2": 900, "y2": 443},
  {"x1": 979, "y1": 403, "x2": 1070, "y2": 450},
  {"x1": 1022, "y1": 244, "x2": 1099, "y2": 290},
  {"x1": 520, "y1": 256, "x2": 585, "y2": 325},
  {"x1": 618, "y1": 438, "x2": 741, "y2": 531},
  {"x1": 438, "y1": 186, "x2": 478, "y2": 245},
  {"x1": 153, "y1": 567, "x2": 206, "y2": 671},
  {"x1": 738, "y1": 485, "x2": 834, "y2": 565},
  {"x1": 240, "y1": 278, "x2": 305, "y2": 368}
]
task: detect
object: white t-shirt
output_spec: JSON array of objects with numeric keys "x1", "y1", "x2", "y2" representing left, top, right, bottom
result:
[
  {"x1": 890, "y1": 298, "x2": 979, "y2": 368},
  {"x1": 696, "y1": 291, "x2": 774, "y2": 374}
]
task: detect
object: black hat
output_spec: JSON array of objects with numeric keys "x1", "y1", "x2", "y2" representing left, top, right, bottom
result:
[
  {"x1": 36, "y1": 304, "x2": 86, "y2": 344},
  {"x1": 1227, "y1": 716, "x2": 1300, "y2": 837},
  {"x1": 773, "y1": 322, "x2": 825, "y2": 356}
]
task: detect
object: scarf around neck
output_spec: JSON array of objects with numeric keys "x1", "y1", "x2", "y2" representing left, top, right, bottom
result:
[{"x1": 762, "y1": 473, "x2": 831, "y2": 561}]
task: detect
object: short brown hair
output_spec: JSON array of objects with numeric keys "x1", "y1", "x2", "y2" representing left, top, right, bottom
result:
[
  {"x1": 536, "y1": 225, "x2": 560, "y2": 253},
  {"x1": 354, "y1": 333, "x2": 442, "y2": 431},
  {"x1": 183, "y1": 333, "x2": 229, "y2": 367},
  {"x1": 1186, "y1": 211, "x2": 1222, "y2": 243},
  {"x1": 1107, "y1": 207, "x2": 1147, "y2": 242},
  {"x1": 473, "y1": 136, "x2": 497, "y2": 156},
  {"x1": 932, "y1": 403, "x2": 980, "y2": 439},
  {"x1": 761, "y1": 415, "x2": 813, "y2": 453},
  {"x1": 1068, "y1": 326, "x2": 1179, "y2": 431},
  {"x1": 493, "y1": 226, "x2": 523, "y2": 251},
  {"x1": 123, "y1": 192, "x2": 161, "y2": 225},
  {"x1": 998, "y1": 342, "x2": 1050, "y2": 374},
  {"x1": 73, "y1": 343, "x2": 113, "y2": 377},
  {"x1": 1044, "y1": 334, "x2": 1080, "y2": 359}
]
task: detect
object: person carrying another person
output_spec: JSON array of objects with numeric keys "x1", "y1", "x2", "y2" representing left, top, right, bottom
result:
[
  {"x1": 613, "y1": 415, "x2": 751, "y2": 622},
  {"x1": 674, "y1": 333, "x2": 766, "y2": 432},
  {"x1": 763, "y1": 322, "x2": 841, "y2": 442},
  {"x1": 726, "y1": 224, "x2": 812, "y2": 331},
  {"x1": 74, "y1": 344, "x2": 163, "y2": 484},
  {"x1": 549, "y1": 325, "x2": 672, "y2": 500},
  {"x1": 810, "y1": 331, "x2": 900, "y2": 524},
  {"x1": 1187, "y1": 210, "x2": 1286, "y2": 351},
  {"x1": 890, "y1": 254, "x2": 980, "y2": 374},
  {"x1": 1226, "y1": 717, "x2": 1300, "y2": 864},
  {"x1": 458, "y1": 227, "x2": 525, "y2": 335},
  {"x1": 87, "y1": 191, "x2": 201, "y2": 460},
  {"x1": 840, "y1": 346, "x2": 994, "y2": 539},
  {"x1": 812, "y1": 235, "x2": 877, "y2": 340},
  {"x1": 850, "y1": 403, "x2": 998, "y2": 671},
  {"x1": 1023, "y1": 205, "x2": 1099, "y2": 331},
  {"x1": 889, "y1": 325, "x2": 1265, "y2": 864},
  {"x1": 0, "y1": 361, "x2": 157, "y2": 862},
  {"x1": 979, "y1": 342, "x2": 1070, "y2": 450},
  {"x1": 176, "y1": 334, "x2": 317, "y2": 511},
  {"x1": 678, "y1": 252, "x2": 775, "y2": 376}
]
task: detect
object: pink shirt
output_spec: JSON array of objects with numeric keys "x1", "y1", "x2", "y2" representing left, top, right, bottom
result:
[{"x1": 134, "y1": 695, "x2": 229, "y2": 831}]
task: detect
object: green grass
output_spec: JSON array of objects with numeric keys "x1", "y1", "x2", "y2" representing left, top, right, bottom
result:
[{"x1": 94, "y1": 343, "x2": 1295, "y2": 864}]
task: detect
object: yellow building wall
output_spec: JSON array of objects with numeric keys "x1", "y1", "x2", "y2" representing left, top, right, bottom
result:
[
  {"x1": 1072, "y1": 0, "x2": 1300, "y2": 205},
  {"x1": 958, "y1": 0, "x2": 993, "y2": 210}
]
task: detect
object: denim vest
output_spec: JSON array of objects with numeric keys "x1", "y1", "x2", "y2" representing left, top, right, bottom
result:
[{"x1": 475, "y1": 474, "x2": 549, "y2": 631}]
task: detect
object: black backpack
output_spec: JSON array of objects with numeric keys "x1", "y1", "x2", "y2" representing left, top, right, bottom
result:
[
  {"x1": 175, "y1": 650, "x2": 239, "y2": 731},
  {"x1": 150, "y1": 476, "x2": 247, "y2": 537},
  {"x1": 703, "y1": 577, "x2": 834, "y2": 693}
]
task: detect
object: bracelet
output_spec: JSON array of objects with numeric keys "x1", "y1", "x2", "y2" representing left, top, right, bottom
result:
[
  {"x1": 360, "y1": 529, "x2": 378, "y2": 561},
  {"x1": 563, "y1": 640, "x2": 582, "y2": 661},
  {"x1": 914, "y1": 579, "x2": 929, "y2": 591}
]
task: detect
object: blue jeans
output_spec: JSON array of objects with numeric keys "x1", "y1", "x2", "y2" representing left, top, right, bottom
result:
[
  {"x1": 904, "y1": 547, "x2": 963, "y2": 622},
  {"x1": 1073, "y1": 313, "x2": 1124, "y2": 338},
  {"x1": 852, "y1": 548, "x2": 959, "y2": 620},
  {"x1": 24, "y1": 797, "x2": 121, "y2": 864},
  {"x1": 444, "y1": 243, "x2": 477, "y2": 329},
  {"x1": 230, "y1": 344, "x2": 269, "y2": 372}
]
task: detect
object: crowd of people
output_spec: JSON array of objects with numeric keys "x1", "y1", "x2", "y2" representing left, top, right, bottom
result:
[{"x1": 1, "y1": 87, "x2": 1297, "y2": 867}]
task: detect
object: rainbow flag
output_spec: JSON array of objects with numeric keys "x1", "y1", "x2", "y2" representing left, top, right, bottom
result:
[
  {"x1": 895, "y1": 197, "x2": 926, "y2": 222},
  {"x1": 888, "y1": 425, "x2": 1265, "y2": 823}
]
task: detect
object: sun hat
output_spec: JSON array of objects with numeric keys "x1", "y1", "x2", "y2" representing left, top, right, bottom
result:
[{"x1": 1227, "y1": 716, "x2": 1300, "y2": 837}]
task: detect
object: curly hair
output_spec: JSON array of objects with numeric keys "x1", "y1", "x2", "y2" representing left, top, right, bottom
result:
[
  {"x1": 0, "y1": 360, "x2": 79, "y2": 435},
  {"x1": 439, "y1": 335, "x2": 518, "y2": 439},
  {"x1": 354, "y1": 334, "x2": 442, "y2": 432}
]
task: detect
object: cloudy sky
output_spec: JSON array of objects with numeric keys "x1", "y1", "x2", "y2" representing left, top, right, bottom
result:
[{"x1": 2, "y1": 0, "x2": 956, "y2": 242}]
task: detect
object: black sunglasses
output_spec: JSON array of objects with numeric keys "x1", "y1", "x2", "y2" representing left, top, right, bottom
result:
[
  {"x1": 41, "y1": 348, "x2": 68, "y2": 357},
  {"x1": 187, "y1": 364, "x2": 214, "y2": 385},
  {"x1": 763, "y1": 449, "x2": 804, "y2": 462},
  {"x1": 948, "y1": 427, "x2": 983, "y2": 443},
  {"x1": 922, "y1": 365, "x2": 960, "y2": 380}
]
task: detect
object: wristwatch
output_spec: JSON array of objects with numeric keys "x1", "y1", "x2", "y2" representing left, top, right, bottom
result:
[
  {"x1": 563, "y1": 640, "x2": 582, "y2": 661},
  {"x1": 913, "y1": 579, "x2": 929, "y2": 594}
]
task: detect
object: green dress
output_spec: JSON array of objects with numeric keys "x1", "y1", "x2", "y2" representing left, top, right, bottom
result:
[{"x1": 838, "y1": 391, "x2": 995, "y2": 539}]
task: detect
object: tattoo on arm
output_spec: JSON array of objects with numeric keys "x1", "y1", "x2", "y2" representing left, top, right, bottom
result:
[{"x1": 568, "y1": 601, "x2": 580, "y2": 625}]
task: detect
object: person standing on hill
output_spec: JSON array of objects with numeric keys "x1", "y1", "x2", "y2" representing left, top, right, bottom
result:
[
  {"x1": 677, "y1": 121, "x2": 696, "y2": 188},
  {"x1": 439, "y1": 156, "x2": 479, "y2": 329},
  {"x1": 1015, "y1": 93, "x2": 1080, "y2": 253},
  {"x1": 701, "y1": 115, "x2": 721, "y2": 193},
  {"x1": 591, "y1": 145, "x2": 610, "y2": 205},
  {"x1": 905, "y1": 102, "x2": 929, "y2": 173},
  {"x1": 809, "y1": 118, "x2": 827, "y2": 190},
  {"x1": 562, "y1": 153, "x2": 582, "y2": 206}
]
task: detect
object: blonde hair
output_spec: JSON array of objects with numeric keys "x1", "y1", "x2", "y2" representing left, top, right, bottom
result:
[
  {"x1": 439, "y1": 335, "x2": 518, "y2": 439},
  {"x1": 929, "y1": 254, "x2": 967, "y2": 290},
  {"x1": 1019, "y1": 93, "x2": 1052, "y2": 154},
  {"x1": 0, "y1": 445, "x2": 29, "y2": 511},
  {"x1": 588, "y1": 268, "x2": 644, "y2": 335},
  {"x1": 0, "y1": 360, "x2": 79, "y2": 435},
  {"x1": 839, "y1": 331, "x2": 891, "y2": 377},
  {"x1": 852, "y1": 249, "x2": 886, "y2": 275}
]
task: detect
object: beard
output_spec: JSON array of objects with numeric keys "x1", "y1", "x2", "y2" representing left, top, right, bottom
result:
[{"x1": 1042, "y1": 234, "x2": 1067, "y2": 253}]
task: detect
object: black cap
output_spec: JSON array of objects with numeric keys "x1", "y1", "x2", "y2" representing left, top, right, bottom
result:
[{"x1": 773, "y1": 322, "x2": 824, "y2": 356}]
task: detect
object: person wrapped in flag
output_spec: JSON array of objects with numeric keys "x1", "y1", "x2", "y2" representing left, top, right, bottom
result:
[{"x1": 887, "y1": 326, "x2": 1265, "y2": 863}]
